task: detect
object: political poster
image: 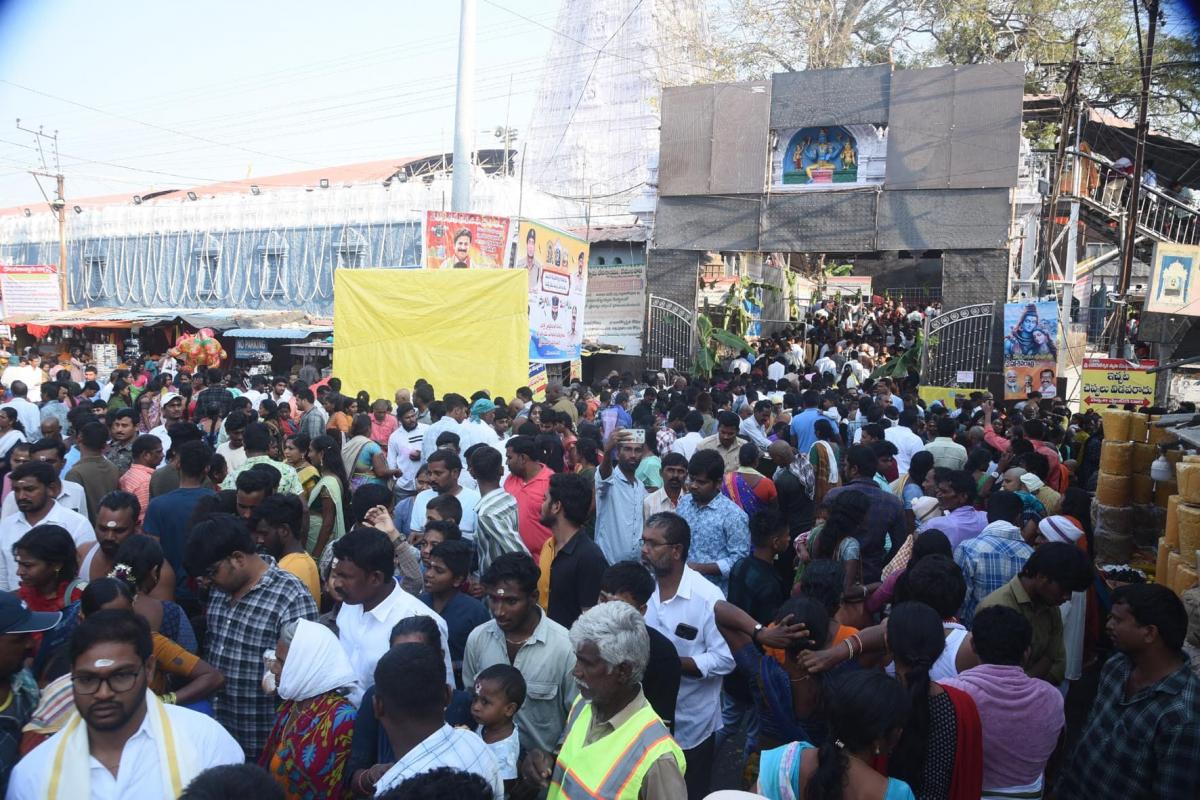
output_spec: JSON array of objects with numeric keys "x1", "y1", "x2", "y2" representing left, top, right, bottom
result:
[
  {"x1": 1080, "y1": 358, "x2": 1158, "y2": 411},
  {"x1": 0, "y1": 265, "x2": 62, "y2": 317},
  {"x1": 584, "y1": 263, "x2": 646, "y2": 356},
  {"x1": 527, "y1": 362, "x2": 548, "y2": 400},
  {"x1": 514, "y1": 219, "x2": 589, "y2": 362},
  {"x1": 1146, "y1": 243, "x2": 1200, "y2": 316},
  {"x1": 422, "y1": 211, "x2": 513, "y2": 270},
  {"x1": 1002, "y1": 301, "x2": 1059, "y2": 400}
]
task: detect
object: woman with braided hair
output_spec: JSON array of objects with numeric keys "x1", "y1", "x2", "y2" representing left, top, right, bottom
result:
[
  {"x1": 756, "y1": 670, "x2": 914, "y2": 799},
  {"x1": 885, "y1": 602, "x2": 983, "y2": 800}
]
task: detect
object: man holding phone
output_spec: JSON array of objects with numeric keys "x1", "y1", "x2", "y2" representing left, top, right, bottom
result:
[
  {"x1": 594, "y1": 429, "x2": 647, "y2": 565},
  {"x1": 642, "y1": 511, "x2": 733, "y2": 800}
]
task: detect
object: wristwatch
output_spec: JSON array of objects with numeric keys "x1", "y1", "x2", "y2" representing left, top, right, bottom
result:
[{"x1": 751, "y1": 623, "x2": 764, "y2": 645}]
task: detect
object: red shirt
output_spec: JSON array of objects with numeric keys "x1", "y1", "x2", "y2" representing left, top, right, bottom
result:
[
  {"x1": 503, "y1": 465, "x2": 554, "y2": 559},
  {"x1": 371, "y1": 415, "x2": 398, "y2": 446}
]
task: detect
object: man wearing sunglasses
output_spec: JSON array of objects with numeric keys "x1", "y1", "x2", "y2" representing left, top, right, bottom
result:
[{"x1": 7, "y1": 608, "x2": 242, "y2": 799}]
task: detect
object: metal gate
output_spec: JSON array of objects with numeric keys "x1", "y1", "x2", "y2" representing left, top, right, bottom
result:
[
  {"x1": 646, "y1": 295, "x2": 695, "y2": 371},
  {"x1": 921, "y1": 302, "x2": 996, "y2": 388}
]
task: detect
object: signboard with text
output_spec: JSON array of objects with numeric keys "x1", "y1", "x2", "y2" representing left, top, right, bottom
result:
[
  {"x1": 0, "y1": 265, "x2": 61, "y2": 318},
  {"x1": 583, "y1": 263, "x2": 645, "y2": 356},
  {"x1": 1002, "y1": 301, "x2": 1059, "y2": 400},
  {"x1": 1080, "y1": 358, "x2": 1158, "y2": 411}
]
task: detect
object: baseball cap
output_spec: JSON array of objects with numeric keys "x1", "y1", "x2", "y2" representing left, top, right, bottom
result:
[
  {"x1": 160, "y1": 392, "x2": 183, "y2": 407},
  {"x1": 0, "y1": 593, "x2": 61, "y2": 635}
]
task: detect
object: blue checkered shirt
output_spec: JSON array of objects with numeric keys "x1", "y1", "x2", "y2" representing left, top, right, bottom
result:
[{"x1": 953, "y1": 520, "x2": 1034, "y2": 627}]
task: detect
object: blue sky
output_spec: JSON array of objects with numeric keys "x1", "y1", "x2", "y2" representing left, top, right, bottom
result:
[{"x1": 0, "y1": 0, "x2": 555, "y2": 206}]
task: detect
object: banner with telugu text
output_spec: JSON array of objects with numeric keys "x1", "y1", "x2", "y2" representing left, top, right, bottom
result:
[
  {"x1": 513, "y1": 219, "x2": 589, "y2": 363},
  {"x1": 0, "y1": 265, "x2": 61, "y2": 318},
  {"x1": 583, "y1": 263, "x2": 645, "y2": 356},
  {"x1": 1080, "y1": 358, "x2": 1158, "y2": 411}
]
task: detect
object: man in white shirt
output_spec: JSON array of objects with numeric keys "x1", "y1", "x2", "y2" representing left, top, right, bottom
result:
[
  {"x1": 214, "y1": 410, "x2": 249, "y2": 474},
  {"x1": 269, "y1": 376, "x2": 293, "y2": 407},
  {"x1": 386, "y1": 402, "x2": 428, "y2": 495},
  {"x1": 813, "y1": 352, "x2": 838, "y2": 378},
  {"x1": 7, "y1": 608, "x2": 244, "y2": 800},
  {"x1": 766, "y1": 356, "x2": 786, "y2": 382},
  {"x1": 0, "y1": 462, "x2": 94, "y2": 590},
  {"x1": 883, "y1": 407, "x2": 927, "y2": 475},
  {"x1": 670, "y1": 411, "x2": 705, "y2": 463},
  {"x1": 422, "y1": 394, "x2": 468, "y2": 463},
  {"x1": 729, "y1": 351, "x2": 752, "y2": 375},
  {"x1": 0, "y1": 438, "x2": 86, "y2": 518},
  {"x1": 0, "y1": 381, "x2": 40, "y2": 439},
  {"x1": 148, "y1": 392, "x2": 189, "y2": 456},
  {"x1": 739, "y1": 400, "x2": 774, "y2": 455},
  {"x1": 408, "y1": 450, "x2": 479, "y2": 538},
  {"x1": 641, "y1": 511, "x2": 734, "y2": 800},
  {"x1": 332, "y1": 527, "x2": 453, "y2": 689},
  {"x1": 240, "y1": 375, "x2": 268, "y2": 412},
  {"x1": 371, "y1": 642, "x2": 503, "y2": 799}
]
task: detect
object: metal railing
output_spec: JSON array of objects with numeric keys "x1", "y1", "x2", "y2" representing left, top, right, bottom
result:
[{"x1": 1035, "y1": 149, "x2": 1200, "y2": 245}]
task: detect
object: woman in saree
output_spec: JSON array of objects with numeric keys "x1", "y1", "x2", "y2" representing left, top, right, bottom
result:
[
  {"x1": 342, "y1": 413, "x2": 390, "y2": 492},
  {"x1": 807, "y1": 418, "x2": 842, "y2": 506},
  {"x1": 284, "y1": 433, "x2": 319, "y2": 494},
  {"x1": 307, "y1": 434, "x2": 348, "y2": 560},
  {"x1": 722, "y1": 442, "x2": 777, "y2": 515},
  {"x1": 260, "y1": 619, "x2": 359, "y2": 799}
]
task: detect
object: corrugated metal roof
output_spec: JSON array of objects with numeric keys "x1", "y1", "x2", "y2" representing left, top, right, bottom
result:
[
  {"x1": 2, "y1": 307, "x2": 333, "y2": 331},
  {"x1": 224, "y1": 327, "x2": 331, "y2": 339}
]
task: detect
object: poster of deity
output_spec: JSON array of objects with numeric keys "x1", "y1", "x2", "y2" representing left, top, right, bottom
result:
[
  {"x1": 1002, "y1": 301, "x2": 1060, "y2": 400},
  {"x1": 783, "y1": 126, "x2": 859, "y2": 185}
]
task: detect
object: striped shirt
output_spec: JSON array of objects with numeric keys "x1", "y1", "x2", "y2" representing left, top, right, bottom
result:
[
  {"x1": 473, "y1": 488, "x2": 528, "y2": 575},
  {"x1": 372, "y1": 723, "x2": 503, "y2": 798}
]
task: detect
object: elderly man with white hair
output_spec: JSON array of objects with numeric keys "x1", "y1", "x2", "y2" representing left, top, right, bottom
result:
[{"x1": 521, "y1": 601, "x2": 687, "y2": 799}]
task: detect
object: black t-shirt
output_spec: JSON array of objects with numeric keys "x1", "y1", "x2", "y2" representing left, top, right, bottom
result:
[{"x1": 644, "y1": 626, "x2": 681, "y2": 733}]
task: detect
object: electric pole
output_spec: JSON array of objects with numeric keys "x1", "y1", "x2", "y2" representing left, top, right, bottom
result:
[
  {"x1": 1114, "y1": 0, "x2": 1159, "y2": 357},
  {"x1": 15, "y1": 120, "x2": 68, "y2": 310},
  {"x1": 451, "y1": 0, "x2": 477, "y2": 212}
]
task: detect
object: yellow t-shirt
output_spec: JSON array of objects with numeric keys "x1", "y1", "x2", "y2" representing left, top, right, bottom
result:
[{"x1": 279, "y1": 551, "x2": 321, "y2": 604}]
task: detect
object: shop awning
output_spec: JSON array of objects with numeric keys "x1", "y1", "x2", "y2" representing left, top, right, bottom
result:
[{"x1": 223, "y1": 327, "x2": 332, "y2": 339}]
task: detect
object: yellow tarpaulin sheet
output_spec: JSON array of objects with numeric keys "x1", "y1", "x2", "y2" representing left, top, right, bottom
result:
[{"x1": 334, "y1": 269, "x2": 529, "y2": 401}]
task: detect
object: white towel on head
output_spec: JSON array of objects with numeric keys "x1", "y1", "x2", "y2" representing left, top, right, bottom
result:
[{"x1": 278, "y1": 618, "x2": 362, "y2": 707}]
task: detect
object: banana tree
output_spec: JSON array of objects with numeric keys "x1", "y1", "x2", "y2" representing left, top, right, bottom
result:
[
  {"x1": 693, "y1": 315, "x2": 754, "y2": 378},
  {"x1": 870, "y1": 330, "x2": 929, "y2": 381}
]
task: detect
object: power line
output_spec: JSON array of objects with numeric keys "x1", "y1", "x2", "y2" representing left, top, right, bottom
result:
[{"x1": 1, "y1": 79, "x2": 321, "y2": 167}]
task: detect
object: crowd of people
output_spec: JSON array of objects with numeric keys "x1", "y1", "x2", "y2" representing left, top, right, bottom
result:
[{"x1": 0, "y1": 308, "x2": 1195, "y2": 800}]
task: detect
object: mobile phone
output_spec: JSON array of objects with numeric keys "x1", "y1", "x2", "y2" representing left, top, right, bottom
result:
[
  {"x1": 628, "y1": 428, "x2": 646, "y2": 445},
  {"x1": 674, "y1": 623, "x2": 698, "y2": 641}
]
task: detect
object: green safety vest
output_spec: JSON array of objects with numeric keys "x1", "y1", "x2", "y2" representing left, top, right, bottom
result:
[{"x1": 547, "y1": 696, "x2": 686, "y2": 800}]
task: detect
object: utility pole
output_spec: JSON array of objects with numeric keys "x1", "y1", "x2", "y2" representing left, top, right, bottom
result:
[
  {"x1": 15, "y1": 120, "x2": 68, "y2": 310},
  {"x1": 451, "y1": 0, "x2": 476, "y2": 212},
  {"x1": 1114, "y1": 0, "x2": 1158, "y2": 357},
  {"x1": 1058, "y1": 37, "x2": 1083, "y2": 357}
]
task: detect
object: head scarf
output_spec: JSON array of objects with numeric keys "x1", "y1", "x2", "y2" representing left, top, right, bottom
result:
[
  {"x1": 1038, "y1": 515, "x2": 1083, "y2": 544},
  {"x1": 278, "y1": 619, "x2": 362, "y2": 706},
  {"x1": 469, "y1": 398, "x2": 497, "y2": 420},
  {"x1": 1019, "y1": 473, "x2": 1045, "y2": 493}
]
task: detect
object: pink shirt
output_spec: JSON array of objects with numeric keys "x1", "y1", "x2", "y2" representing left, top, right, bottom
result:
[
  {"x1": 503, "y1": 466, "x2": 554, "y2": 560},
  {"x1": 371, "y1": 415, "x2": 398, "y2": 446},
  {"x1": 118, "y1": 463, "x2": 154, "y2": 524}
]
